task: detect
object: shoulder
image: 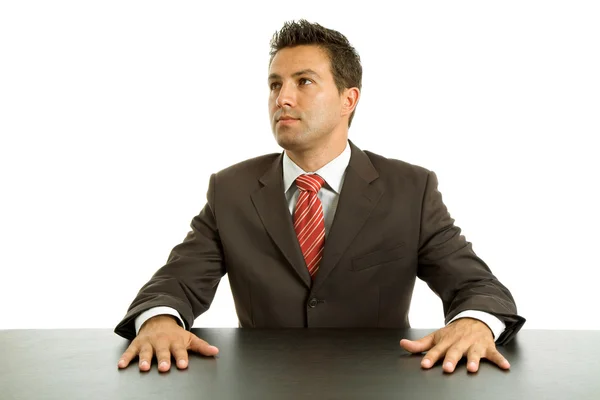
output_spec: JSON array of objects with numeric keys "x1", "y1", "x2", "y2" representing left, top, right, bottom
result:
[
  {"x1": 361, "y1": 148, "x2": 432, "y2": 183},
  {"x1": 214, "y1": 152, "x2": 280, "y2": 180},
  {"x1": 356, "y1": 148, "x2": 443, "y2": 201}
]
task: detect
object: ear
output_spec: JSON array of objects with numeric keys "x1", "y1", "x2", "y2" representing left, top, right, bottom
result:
[{"x1": 341, "y1": 87, "x2": 360, "y2": 118}]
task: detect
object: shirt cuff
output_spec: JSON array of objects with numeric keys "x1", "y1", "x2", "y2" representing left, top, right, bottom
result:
[
  {"x1": 447, "y1": 310, "x2": 506, "y2": 342},
  {"x1": 134, "y1": 306, "x2": 187, "y2": 335}
]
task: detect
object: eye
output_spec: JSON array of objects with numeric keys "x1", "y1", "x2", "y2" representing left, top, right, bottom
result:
[
  {"x1": 270, "y1": 82, "x2": 281, "y2": 90},
  {"x1": 299, "y1": 78, "x2": 313, "y2": 86}
]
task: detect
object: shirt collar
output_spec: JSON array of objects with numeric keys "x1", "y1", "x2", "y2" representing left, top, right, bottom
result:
[{"x1": 282, "y1": 141, "x2": 351, "y2": 194}]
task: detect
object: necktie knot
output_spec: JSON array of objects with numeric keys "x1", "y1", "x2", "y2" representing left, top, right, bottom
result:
[{"x1": 295, "y1": 174, "x2": 325, "y2": 193}]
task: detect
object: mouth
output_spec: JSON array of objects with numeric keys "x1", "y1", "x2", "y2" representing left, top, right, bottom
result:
[{"x1": 277, "y1": 118, "x2": 299, "y2": 125}]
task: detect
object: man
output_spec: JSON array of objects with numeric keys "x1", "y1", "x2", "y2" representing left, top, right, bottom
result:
[{"x1": 115, "y1": 19, "x2": 525, "y2": 374}]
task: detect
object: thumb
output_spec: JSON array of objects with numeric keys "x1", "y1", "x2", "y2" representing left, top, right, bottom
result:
[
  {"x1": 188, "y1": 334, "x2": 219, "y2": 356},
  {"x1": 400, "y1": 333, "x2": 434, "y2": 354}
]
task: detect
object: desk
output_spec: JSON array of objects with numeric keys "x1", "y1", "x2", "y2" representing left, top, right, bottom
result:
[{"x1": 1, "y1": 328, "x2": 598, "y2": 399}]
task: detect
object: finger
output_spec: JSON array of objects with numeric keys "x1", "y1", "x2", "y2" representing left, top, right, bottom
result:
[
  {"x1": 466, "y1": 343, "x2": 486, "y2": 373},
  {"x1": 421, "y1": 339, "x2": 453, "y2": 369},
  {"x1": 138, "y1": 343, "x2": 154, "y2": 371},
  {"x1": 400, "y1": 333, "x2": 434, "y2": 354},
  {"x1": 171, "y1": 343, "x2": 189, "y2": 369},
  {"x1": 442, "y1": 342, "x2": 471, "y2": 373},
  {"x1": 188, "y1": 335, "x2": 219, "y2": 356},
  {"x1": 485, "y1": 347, "x2": 510, "y2": 370},
  {"x1": 118, "y1": 341, "x2": 140, "y2": 369},
  {"x1": 153, "y1": 337, "x2": 173, "y2": 372}
]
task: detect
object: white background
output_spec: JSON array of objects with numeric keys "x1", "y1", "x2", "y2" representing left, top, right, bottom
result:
[{"x1": 1, "y1": 1, "x2": 598, "y2": 331}]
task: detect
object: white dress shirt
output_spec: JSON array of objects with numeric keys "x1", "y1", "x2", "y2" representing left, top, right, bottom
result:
[{"x1": 136, "y1": 141, "x2": 506, "y2": 341}]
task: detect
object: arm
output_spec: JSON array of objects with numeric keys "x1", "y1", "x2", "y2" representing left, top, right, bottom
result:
[
  {"x1": 447, "y1": 310, "x2": 505, "y2": 341},
  {"x1": 135, "y1": 306, "x2": 186, "y2": 334},
  {"x1": 417, "y1": 171, "x2": 525, "y2": 345},
  {"x1": 114, "y1": 174, "x2": 226, "y2": 340}
]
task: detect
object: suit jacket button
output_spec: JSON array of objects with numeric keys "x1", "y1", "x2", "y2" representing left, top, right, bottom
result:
[{"x1": 308, "y1": 298, "x2": 318, "y2": 308}]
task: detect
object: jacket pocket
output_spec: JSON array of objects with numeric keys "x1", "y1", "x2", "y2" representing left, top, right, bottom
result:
[{"x1": 351, "y1": 243, "x2": 406, "y2": 271}]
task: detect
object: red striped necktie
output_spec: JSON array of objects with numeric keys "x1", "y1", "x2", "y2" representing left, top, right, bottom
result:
[{"x1": 293, "y1": 174, "x2": 326, "y2": 279}]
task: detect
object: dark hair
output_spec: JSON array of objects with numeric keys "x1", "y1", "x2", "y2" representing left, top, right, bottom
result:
[{"x1": 269, "y1": 19, "x2": 362, "y2": 127}]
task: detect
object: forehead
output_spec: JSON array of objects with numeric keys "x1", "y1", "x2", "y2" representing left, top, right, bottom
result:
[{"x1": 269, "y1": 45, "x2": 332, "y2": 78}]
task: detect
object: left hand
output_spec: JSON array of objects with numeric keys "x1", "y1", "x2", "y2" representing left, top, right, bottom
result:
[{"x1": 399, "y1": 318, "x2": 510, "y2": 373}]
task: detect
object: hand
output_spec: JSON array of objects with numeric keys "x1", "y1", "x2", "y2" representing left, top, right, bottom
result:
[
  {"x1": 117, "y1": 315, "x2": 219, "y2": 372},
  {"x1": 399, "y1": 317, "x2": 510, "y2": 373}
]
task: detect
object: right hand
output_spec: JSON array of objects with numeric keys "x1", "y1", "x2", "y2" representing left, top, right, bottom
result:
[{"x1": 117, "y1": 315, "x2": 219, "y2": 372}]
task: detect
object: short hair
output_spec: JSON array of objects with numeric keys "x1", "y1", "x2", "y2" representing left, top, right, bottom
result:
[{"x1": 269, "y1": 19, "x2": 362, "y2": 127}]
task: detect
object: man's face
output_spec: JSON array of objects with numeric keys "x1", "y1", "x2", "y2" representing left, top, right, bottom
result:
[{"x1": 268, "y1": 45, "x2": 346, "y2": 152}]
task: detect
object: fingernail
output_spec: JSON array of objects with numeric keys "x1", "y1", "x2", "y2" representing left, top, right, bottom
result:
[
  {"x1": 422, "y1": 359, "x2": 432, "y2": 368},
  {"x1": 178, "y1": 359, "x2": 187, "y2": 368},
  {"x1": 141, "y1": 361, "x2": 149, "y2": 368},
  {"x1": 118, "y1": 359, "x2": 125, "y2": 367},
  {"x1": 159, "y1": 361, "x2": 168, "y2": 369},
  {"x1": 444, "y1": 362, "x2": 453, "y2": 370},
  {"x1": 469, "y1": 361, "x2": 477, "y2": 369}
]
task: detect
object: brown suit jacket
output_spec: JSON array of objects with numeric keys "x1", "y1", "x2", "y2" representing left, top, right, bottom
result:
[{"x1": 115, "y1": 141, "x2": 525, "y2": 344}]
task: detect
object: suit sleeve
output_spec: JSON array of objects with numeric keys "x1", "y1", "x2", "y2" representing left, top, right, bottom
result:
[
  {"x1": 416, "y1": 171, "x2": 525, "y2": 345},
  {"x1": 114, "y1": 174, "x2": 226, "y2": 340}
]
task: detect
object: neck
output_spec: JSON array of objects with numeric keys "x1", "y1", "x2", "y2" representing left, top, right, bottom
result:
[{"x1": 285, "y1": 137, "x2": 347, "y2": 172}]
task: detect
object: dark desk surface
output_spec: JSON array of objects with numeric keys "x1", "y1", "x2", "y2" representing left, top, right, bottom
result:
[{"x1": 1, "y1": 328, "x2": 599, "y2": 400}]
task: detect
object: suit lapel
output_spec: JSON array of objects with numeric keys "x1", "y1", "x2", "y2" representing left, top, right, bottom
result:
[
  {"x1": 312, "y1": 141, "x2": 383, "y2": 293},
  {"x1": 251, "y1": 154, "x2": 312, "y2": 289},
  {"x1": 250, "y1": 142, "x2": 382, "y2": 292}
]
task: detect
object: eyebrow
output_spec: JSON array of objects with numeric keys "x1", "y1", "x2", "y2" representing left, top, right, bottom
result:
[{"x1": 268, "y1": 69, "x2": 322, "y2": 81}]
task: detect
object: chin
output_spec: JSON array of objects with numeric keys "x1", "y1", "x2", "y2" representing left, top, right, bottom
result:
[
  {"x1": 274, "y1": 136, "x2": 300, "y2": 151},
  {"x1": 273, "y1": 129, "x2": 303, "y2": 150}
]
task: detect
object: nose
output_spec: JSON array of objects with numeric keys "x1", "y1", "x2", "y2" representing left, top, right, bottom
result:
[{"x1": 275, "y1": 82, "x2": 296, "y2": 109}]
